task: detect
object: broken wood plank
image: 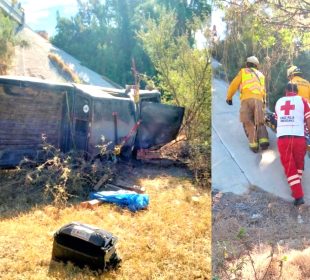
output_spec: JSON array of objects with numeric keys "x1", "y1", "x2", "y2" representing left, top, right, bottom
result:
[
  {"x1": 93, "y1": 174, "x2": 110, "y2": 191},
  {"x1": 111, "y1": 180, "x2": 145, "y2": 193},
  {"x1": 80, "y1": 199, "x2": 103, "y2": 210},
  {"x1": 104, "y1": 183, "x2": 123, "y2": 191},
  {"x1": 136, "y1": 149, "x2": 162, "y2": 160}
]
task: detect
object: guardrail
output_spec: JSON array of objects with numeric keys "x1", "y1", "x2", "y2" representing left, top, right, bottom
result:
[{"x1": 0, "y1": 0, "x2": 24, "y2": 25}]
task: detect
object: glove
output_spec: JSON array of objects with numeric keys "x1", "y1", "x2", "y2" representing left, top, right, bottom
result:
[{"x1": 226, "y1": 99, "x2": 233, "y2": 105}]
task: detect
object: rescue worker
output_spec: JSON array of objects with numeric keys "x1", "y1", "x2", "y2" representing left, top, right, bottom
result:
[
  {"x1": 226, "y1": 56, "x2": 269, "y2": 152},
  {"x1": 287, "y1": 65, "x2": 310, "y2": 102},
  {"x1": 275, "y1": 83, "x2": 310, "y2": 206},
  {"x1": 288, "y1": 66, "x2": 310, "y2": 149}
]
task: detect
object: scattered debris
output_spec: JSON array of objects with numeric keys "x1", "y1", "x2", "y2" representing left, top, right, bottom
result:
[
  {"x1": 137, "y1": 149, "x2": 162, "y2": 160},
  {"x1": 93, "y1": 174, "x2": 111, "y2": 191},
  {"x1": 110, "y1": 179, "x2": 146, "y2": 193},
  {"x1": 79, "y1": 199, "x2": 103, "y2": 210},
  {"x1": 104, "y1": 184, "x2": 123, "y2": 191}
]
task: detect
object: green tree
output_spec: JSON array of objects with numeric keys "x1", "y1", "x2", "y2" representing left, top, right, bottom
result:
[
  {"x1": 156, "y1": 0, "x2": 210, "y2": 38},
  {"x1": 138, "y1": 9, "x2": 211, "y2": 186},
  {"x1": 0, "y1": 10, "x2": 16, "y2": 74},
  {"x1": 213, "y1": 1, "x2": 310, "y2": 109},
  {"x1": 52, "y1": 0, "x2": 211, "y2": 86},
  {"x1": 52, "y1": 0, "x2": 155, "y2": 85}
]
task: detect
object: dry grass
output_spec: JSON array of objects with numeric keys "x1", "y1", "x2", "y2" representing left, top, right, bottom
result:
[
  {"x1": 48, "y1": 53, "x2": 81, "y2": 83},
  {"x1": 283, "y1": 247, "x2": 310, "y2": 278},
  {"x1": 221, "y1": 245, "x2": 310, "y2": 279},
  {"x1": 212, "y1": 188, "x2": 310, "y2": 280},
  {"x1": 0, "y1": 165, "x2": 211, "y2": 279}
]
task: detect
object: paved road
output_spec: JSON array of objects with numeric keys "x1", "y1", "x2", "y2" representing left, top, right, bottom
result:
[
  {"x1": 212, "y1": 78, "x2": 310, "y2": 203},
  {"x1": 9, "y1": 27, "x2": 119, "y2": 88}
]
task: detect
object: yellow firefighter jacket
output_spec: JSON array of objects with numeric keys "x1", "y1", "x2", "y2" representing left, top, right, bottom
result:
[
  {"x1": 226, "y1": 68, "x2": 266, "y2": 102},
  {"x1": 291, "y1": 76, "x2": 310, "y2": 102}
]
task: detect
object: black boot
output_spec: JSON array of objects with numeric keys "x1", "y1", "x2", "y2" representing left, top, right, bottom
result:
[
  {"x1": 294, "y1": 197, "x2": 305, "y2": 206},
  {"x1": 250, "y1": 146, "x2": 259, "y2": 153},
  {"x1": 260, "y1": 142, "x2": 269, "y2": 150}
]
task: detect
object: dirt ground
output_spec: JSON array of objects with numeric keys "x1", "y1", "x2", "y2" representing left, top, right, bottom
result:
[
  {"x1": 212, "y1": 186, "x2": 310, "y2": 279},
  {"x1": 0, "y1": 160, "x2": 211, "y2": 280}
]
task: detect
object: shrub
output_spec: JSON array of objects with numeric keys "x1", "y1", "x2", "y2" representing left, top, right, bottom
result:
[
  {"x1": 22, "y1": 136, "x2": 114, "y2": 207},
  {"x1": 138, "y1": 9, "x2": 211, "y2": 188}
]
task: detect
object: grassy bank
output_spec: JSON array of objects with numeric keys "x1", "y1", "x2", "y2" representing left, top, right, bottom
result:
[{"x1": 0, "y1": 164, "x2": 211, "y2": 280}]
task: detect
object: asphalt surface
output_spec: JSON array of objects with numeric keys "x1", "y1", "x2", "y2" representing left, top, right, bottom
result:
[
  {"x1": 8, "y1": 27, "x2": 118, "y2": 88},
  {"x1": 212, "y1": 77, "x2": 310, "y2": 203}
]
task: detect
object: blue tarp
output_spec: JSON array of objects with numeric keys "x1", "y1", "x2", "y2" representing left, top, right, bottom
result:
[{"x1": 90, "y1": 190, "x2": 149, "y2": 212}]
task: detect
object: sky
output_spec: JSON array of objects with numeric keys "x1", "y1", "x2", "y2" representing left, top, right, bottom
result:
[
  {"x1": 19, "y1": 0, "x2": 78, "y2": 36},
  {"x1": 18, "y1": 0, "x2": 212, "y2": 46},
  {"x1": 211, "y1": 8, "x2": 226, "y2": 40}
]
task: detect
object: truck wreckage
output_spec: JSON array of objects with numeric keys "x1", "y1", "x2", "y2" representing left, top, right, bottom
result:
[{"x1": 0, "y1": 76, "x2": 184, "y2": 166}]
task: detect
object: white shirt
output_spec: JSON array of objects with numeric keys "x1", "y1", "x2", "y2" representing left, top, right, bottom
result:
[{"x1": 275, "y1": 95, "x2": 310, "y2": 137}]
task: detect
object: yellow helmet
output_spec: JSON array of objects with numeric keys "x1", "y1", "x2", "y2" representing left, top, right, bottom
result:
[
  {"x1": 246, "y1": 56, "x2": 259, "y2": 66},
  {"x1": 287, "y1": 65, "x2": 302, "y2": 77}
]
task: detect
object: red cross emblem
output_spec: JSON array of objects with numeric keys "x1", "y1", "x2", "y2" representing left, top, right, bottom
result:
[{"x1": 280, "y1": 100, "x2": 295, "y2": 115}]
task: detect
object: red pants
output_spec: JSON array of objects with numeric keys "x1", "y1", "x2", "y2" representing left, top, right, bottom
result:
[{"x1": 277, "y1": 136, "x2": 306, "y2": 199}]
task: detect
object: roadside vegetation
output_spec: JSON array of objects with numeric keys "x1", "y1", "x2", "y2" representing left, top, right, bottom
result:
[
  {"x1": 0, "y1": 10, "x2": 16, "y2": 74},
  {"x1": 213, "y1": 189, "x2": 310, "y2": 280},
  {"x1": 213, "y1": 0, "x2": 310, "y2": 109},
  {"x1": 48, "y1": 52, "x2": 82, "y2": 83},
  {"x1": 138, "y1": 8, "x2": 211, "y2": 186}
]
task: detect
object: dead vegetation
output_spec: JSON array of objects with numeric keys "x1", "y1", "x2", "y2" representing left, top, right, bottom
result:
[
  {"x1": 0, "y1": 143, "x2": 210, "y2": 279},
  {"x1": 152, "y1": 135, "x2": 210, "y2": 188},
  {"x1": 0, "y1": 140, "x2": 114, "y2": 215},
  {"x1": 212, "y1": 187, "x2": 310, "y2": 280},
  {"x1": 48, "y1": 52, "x2": 82, "y2": 83}
]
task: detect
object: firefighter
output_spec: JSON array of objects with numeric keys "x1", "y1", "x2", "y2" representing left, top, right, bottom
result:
[
  {"x1": 275, "y1": 83, "x2": 310, "y2": 206},
  {"x1": 226, "y1": 56, "x2": 269, "y2": 153},
  {"x1": 287, "y1": 65, "x2": 310, "y2": 102}
]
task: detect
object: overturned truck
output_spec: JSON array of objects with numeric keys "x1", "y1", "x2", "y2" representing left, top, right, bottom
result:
[{"x1": 0, "y1": 76, "x2": 184, "y2": 166}]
